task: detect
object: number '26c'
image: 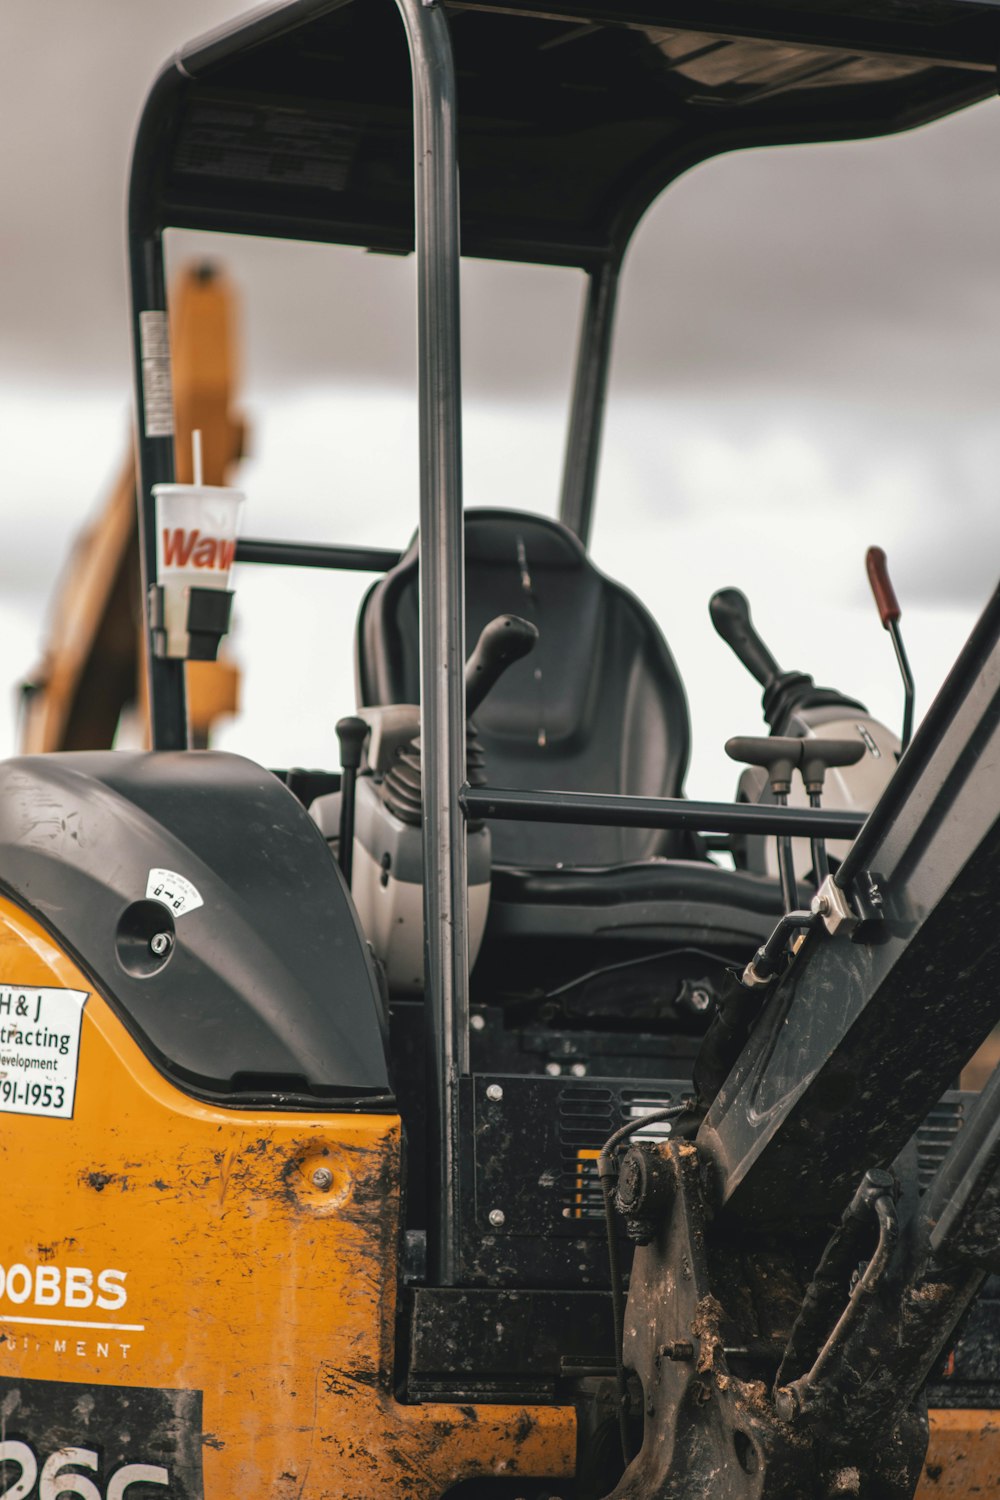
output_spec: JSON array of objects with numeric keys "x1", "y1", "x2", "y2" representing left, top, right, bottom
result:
[{"x1": 0, "y1": 1443, "x2": 166, "y2": 1499}]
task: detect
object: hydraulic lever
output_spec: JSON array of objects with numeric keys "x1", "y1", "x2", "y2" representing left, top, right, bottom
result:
[
  {"x1": 725, "y1": 733, "x2": 864, "y2": 904},
  {"x1": 709, "y1": 587, "x2": 781, "y2": 688},
  {"x1": 727, "y1": 735, "x2": 866, "y2": 980},
  {"x1": 710, "y1": 585, "x2": 864, "y2": 733},
  {"x1": 378, "y1": 615, "x2": 538, "y2": 829},
  {"x1": 726, "y1": 735, "x2": 801, "y2": 911},
  {"x1": 335, "y1": 715, "x2": 369, "y2": 886},
  {"x1": 866, "y1": 546, "x2": 915, "y2": 753},
  {"x1": 800, "y1": 737, "x2": 864, "y2": 882},
  {"x1": 464, "y1": 614, "x2": 538, "y2": 716}
]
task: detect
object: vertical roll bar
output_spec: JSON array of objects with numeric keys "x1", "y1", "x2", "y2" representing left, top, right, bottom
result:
[
  {"x1": 128, "y1": 73, "x2": 189, "y2": 751},
  {"x1": 558, "y1": 260, "x2": 620, "y2": 550},
  {"x1": 395, "y1": 0, "x2": 470, "y2": 1286}
]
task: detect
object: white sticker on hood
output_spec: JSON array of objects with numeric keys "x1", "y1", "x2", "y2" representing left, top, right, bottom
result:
[
  {"x1": 146, "y1": 868, "x2": 204, "y2": 917},
  {"x1": 0, "y1": 986, "x2": 89, "y2": 1118}
]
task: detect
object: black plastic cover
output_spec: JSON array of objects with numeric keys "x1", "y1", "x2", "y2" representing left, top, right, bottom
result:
[{"x1": 0, "y1": 752, "x2": 391, "y2": 1106}]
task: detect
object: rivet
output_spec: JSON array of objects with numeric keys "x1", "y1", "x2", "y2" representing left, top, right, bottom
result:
[{"x1": 488, "y1": 1208, "x2": 506, "y2": 1228}]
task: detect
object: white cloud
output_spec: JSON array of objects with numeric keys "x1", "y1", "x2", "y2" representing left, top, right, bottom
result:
[{"x1": 1, "y1": 380, "x2": 985, "y2": 798}]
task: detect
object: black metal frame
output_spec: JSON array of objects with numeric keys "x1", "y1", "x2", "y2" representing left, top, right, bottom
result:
[
  {"x1": 699, "y1": 582, "x2": 1000, "y2": 1230},
  {"x1": 462, "y1": 784, "x2": 866, "y2": 841},
  {"x1": 235, "y1": 538, "x2": 401, "y2": 571},
  {"x1": 127, "y1": 0, "x2": 1000, "y2": 1291},
  {"x1": 604, "y1": 571, "x2": 1000, "y2": 1489}
]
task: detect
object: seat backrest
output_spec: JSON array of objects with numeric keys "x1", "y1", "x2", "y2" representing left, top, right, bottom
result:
[{"x1": 356, "y1": 509, "x2": 690, "y2": 867}]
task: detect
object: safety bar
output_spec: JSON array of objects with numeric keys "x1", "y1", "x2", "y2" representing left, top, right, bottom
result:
[
  {"x1": 235, "y1": 539, "x2": 402, "y2": 571},
  {"x1": 461, "y1": 785, "x2": 867, "y2": 840}
]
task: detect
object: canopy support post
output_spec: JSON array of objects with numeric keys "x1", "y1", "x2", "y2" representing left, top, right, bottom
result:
[
  {"x1": 128, "y1": 73, "x2": 189, "y2": 751},
  {"x1": 396, "y1": 0, "x2": 469, "y2": 1288},
  {"x1": 558, "y1": 259, "x2": 620, "y2": 550}
]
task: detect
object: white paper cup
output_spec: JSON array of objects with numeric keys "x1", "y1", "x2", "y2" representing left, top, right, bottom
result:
[{"x1": 153, "y1": 483, "x2": 244, "y2": 657}]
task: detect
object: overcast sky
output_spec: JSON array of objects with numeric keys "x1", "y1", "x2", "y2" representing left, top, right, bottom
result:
[{"x1": 2, "y1": 1, "x2": 998, "y2": 798}]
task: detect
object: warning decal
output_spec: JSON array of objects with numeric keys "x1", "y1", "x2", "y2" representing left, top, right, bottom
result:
[
  {"x1": 146, "y1": 868, "x2": 204, "y2": 917},
  {"x1": 0, "y1": 986, "x2": 88, "y2": 1119},
  {"x1": 139, "y1": 309, "x2": 174, "y2": 438}
]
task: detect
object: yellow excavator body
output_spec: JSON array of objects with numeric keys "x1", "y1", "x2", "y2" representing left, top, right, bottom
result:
[{"x1": 0, "y1": 893, "x2": 574, "y2": 1497}]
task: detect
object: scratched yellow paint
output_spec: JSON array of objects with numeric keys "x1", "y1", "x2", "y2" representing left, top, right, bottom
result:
[
  {"x1": 4, "y1": 894, "x2": 996, "y2": 1496},
  {"x1": 0, "y1": 895, "x2": 574, "y2": 1497},
  {"x1": 916, "y1": 1410, "x2": 1000, "y2": 1496}
]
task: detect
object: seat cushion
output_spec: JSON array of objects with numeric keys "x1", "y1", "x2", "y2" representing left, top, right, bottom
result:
[
  {"x1": 489, "y1": 859, "x2": 783, "y2": 946},
  {"x1": 473, "y1": 859, "x2": 782, "y2": 1019}
]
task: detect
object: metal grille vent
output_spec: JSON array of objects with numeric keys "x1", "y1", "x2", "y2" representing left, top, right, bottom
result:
[
  {"x1": 558, "y1": 1086, "x2": 678, "y2": 1221},
  {"x1": 621, "y1": 1089, "x2": 678, "y2": 1142},
  {"x1": 548, "y1": 1084, "x2": 968, "y2": 1221},
  {"x1": 917, "y1": 1093, "x2": 967, "y2": 1191}
]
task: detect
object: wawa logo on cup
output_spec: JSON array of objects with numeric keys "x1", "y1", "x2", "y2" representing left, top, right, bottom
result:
[
  {"x1": 153, "y1": 482, "x2": 244, "y2": 657},
  {"x1": 161, "y1": 525, "x2": 237, "y2": 574}
]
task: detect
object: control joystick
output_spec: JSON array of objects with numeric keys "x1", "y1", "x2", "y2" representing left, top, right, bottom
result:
[
  {"x1": 709, "y1": 589, "x2": 781, "y2": 689},
  {"x1": 465, "y1": 615, "x2": 539, "y2": 716}
]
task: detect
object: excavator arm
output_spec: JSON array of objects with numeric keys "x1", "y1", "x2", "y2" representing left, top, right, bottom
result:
[{"x1": 609, "y1": 581, "x2": 1000, "y2": 1498}]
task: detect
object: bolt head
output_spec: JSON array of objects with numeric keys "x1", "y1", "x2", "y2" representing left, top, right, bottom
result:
[
  {"x1": 311, "y1": 1167, "x2": 334, "y2": 1191},
  {"x1": 545, "y1": 1062, "x2": 562, "y2": 1077},
  {"x1": 664, "y1": 1341, "x2": 694, "y2": 1361},
  {"x1": 488, "y1": 1208, "x2": 506, "y2": 1228},
  {"x1": 774, "y1": 1386, "x2": 798, "y2": 1423},
  {"x1": 690, "y1": 988, "x2": 711, "y2": 1013},
  {"x1": 486, "y1": 1083, "x2": 504, "y2": 1102},
  {"x1": 470, "y1": 1013, "x2": 486, "y2": 1032},
  {"x1": 149, "y1": 931, "x2": 173, "y2": 957},
  {"x1": 570, "y1": 1062, "x2": 587, "y2": 1078}
]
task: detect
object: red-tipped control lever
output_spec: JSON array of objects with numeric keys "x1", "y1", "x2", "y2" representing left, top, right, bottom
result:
[{"x1": 865, "y1": 547, "x2": 914, "y2": 754}]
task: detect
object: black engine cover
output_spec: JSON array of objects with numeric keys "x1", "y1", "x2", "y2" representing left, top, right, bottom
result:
[{"x1": 0, "y1": 752, "x2": 391, "y2": 1106}]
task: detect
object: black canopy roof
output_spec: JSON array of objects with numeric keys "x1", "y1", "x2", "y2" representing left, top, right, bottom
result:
[{"x1": 136, "y1": 0, "x2": 998, "y2": 268}]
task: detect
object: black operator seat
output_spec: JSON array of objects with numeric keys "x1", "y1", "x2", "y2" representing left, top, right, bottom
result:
[
  {"x1": 356, "y1": 509, "x2": 783, "y2": 974},
  {"x1": 358, "y1": 509, "x2": 690, "y2": 866}
]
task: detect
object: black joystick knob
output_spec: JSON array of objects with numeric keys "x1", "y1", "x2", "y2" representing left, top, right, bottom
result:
[
  {"x1": 725, "y1": 735, "x2": 802, "y2": 796},
  {"x1": 800, "y1": 737, "x2": 865, "y2": 795},
  {"x1": 709, "y1": 589, "x2": 782, "y2": 689},
  {"x1": 465, "y1": 615, "x2": 539, "y2": 716},
  {"x1": 336, "y1": 716, "x2": 369, "y2": 771},
  {"x1": 335, "y1": 716, "x2": 370, "y2": 887}
]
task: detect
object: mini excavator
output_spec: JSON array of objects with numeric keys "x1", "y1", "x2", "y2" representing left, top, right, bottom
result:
[{"x1": 1, "y1": 3, "x2": 999, "y2": 1498}]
